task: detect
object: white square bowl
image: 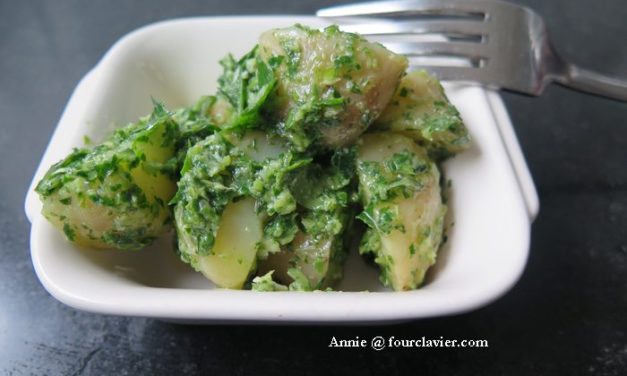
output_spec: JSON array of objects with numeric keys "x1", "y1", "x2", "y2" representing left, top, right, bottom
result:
[{"x1": 24, "y1": 16, "x2": 538, "y2": 323}]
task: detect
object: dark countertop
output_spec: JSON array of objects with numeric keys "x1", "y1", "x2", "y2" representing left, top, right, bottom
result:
[{"x1": 1, "y1": 0, "x2": 625, "y2": 374}]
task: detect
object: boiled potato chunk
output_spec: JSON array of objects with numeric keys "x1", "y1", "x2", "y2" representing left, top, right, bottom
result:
[
  {"x1": 256, "y1": 151, "x2": 355, "y2": 290},
  {"x1": 285, "y1": 231, "x2": 335, "y2": 287},
  {"x1": 259, "y1": 24, "x2": 408, "y2": 150},
  {"x1": 356, "y1": 133, "x2": 446, "y2": 291},
  {"x1": 195, "y1": 198, "x2": 263, "y2": 289},
  {"x1": 35, "y1": 109, "x2": 178, "y2": 250},
  {"x1": 372, "y1": 70, "x2": 470, "y2": 159},
  {"x1": 174, "y1": 132, "x2": 300, "y2": 288},
  {"x1": 257, "y1": 224, "x2": 345, "y2": 290}
]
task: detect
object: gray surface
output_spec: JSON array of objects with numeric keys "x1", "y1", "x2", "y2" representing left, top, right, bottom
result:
[{"x1": 1, "y1": 0, "x2": 626, "y2": 375}]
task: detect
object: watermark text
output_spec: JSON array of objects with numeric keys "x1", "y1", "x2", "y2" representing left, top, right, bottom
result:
[{"x1": 328, "y1": 336, "x2": 489, "y2": 350}]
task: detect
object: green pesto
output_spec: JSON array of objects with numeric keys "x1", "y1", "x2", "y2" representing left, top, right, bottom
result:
[
  {"x1": 356, "y1": 149, "x2": 431, "y2": 205},
  {"x1": 277, "y1": 94, "x2": 346, "y2": 152},
  {"x1": 258, "y1": 147, "x2": 357, "y2": 290},
  {"x1": 173, "y1": 133, "x2": 313, "y2": 270},
  {"x1": 357, "y1": 205, "x2": 405, "y2": 235},
  {"x1": 35, "y1": 102, "x2": 180, "y2": 250},
  {"x1": 373, "y1": 70, "x2": 471, "y2": 160},
  {"x1": 250, "y1": 152, "x2": 312, "y2": 216},
  {"x1": 259, "y1": 213, "x2": 299, "y2": 258},
  {"x1": 267, "y1": 25, "x2": 357, "y2": 151},
  {"x1": 258, "y1": 24, "x2": 407, "y2": 152},
  {"x1": 355, "y1": 136, "x2": 445, "y2": 290},
  {"x1": 173, "y1": 134, "x2": 252, "y2": 258},
  {"x1": 251, "y1": 271, "x2": 289, "y2": 292},
  {"x1": 278, "y1": 37, "x2": 301, "y2": 78},
  {"x1": 63, "y1": 223, "x2": 76, "y2": 241},
  {"x1": 251, "y1": 269, "x2": 337, "y2": 292},
  {"x1": 286, "y1": 268, "x2": 313, "y2": 291},
  {"x1": 173, "y1": 131, "x2": 355, "y2": 289},
  {"x1": 217, "y1": 46, "x2": 276, "y2": 130},
  {"x1": 37, "y1": 103, "x2": 179, "y2": 198}
]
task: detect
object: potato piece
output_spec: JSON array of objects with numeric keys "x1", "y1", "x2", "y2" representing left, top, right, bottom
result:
[
  {"x1": 35, "y1": 106, "x2": 178, "y2": 250},
  {"x1": 285, "y1": 231, "x2": 334, "y2": 286},
  {"x1": 372, "y1": 70, "x2": 470, "y2": 159},
  {"x1": 258, "y1": 24, "x2": 408, "y2": 150},
  {"x1": 173, "y1": 132, "x2": 308, "y2": 288},
  {"x1": 256, "y1": 150, "x2": 356, "y2": 290},
  {"x1": 179, "y1": 198, "x2": 263, "y2": 289},
  {"x1": 356, "y1": 133, "x2": 446, "y2": 291},
  {"x1": 257, "y1": 222, "x2": 345, "y2": 290},
  {"x1": 173, "y1": 134, "x2": 255, "y2": 288}
]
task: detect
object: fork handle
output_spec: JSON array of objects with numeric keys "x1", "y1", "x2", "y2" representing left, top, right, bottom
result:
[{"x1": 555, "y1": 65, "x2": 627, "y2": 102}]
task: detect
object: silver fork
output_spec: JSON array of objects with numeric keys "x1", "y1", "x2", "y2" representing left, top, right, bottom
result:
[{"x1": 317, "y1": 0, "x2": 627, "y2": 102}]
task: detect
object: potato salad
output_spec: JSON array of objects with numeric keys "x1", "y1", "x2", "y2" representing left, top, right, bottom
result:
[{"x1": 35, "y1": 24, "x2": 470, "y2": 291}]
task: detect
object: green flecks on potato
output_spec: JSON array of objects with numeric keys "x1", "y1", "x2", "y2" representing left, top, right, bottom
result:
[
  {"x1": 258, "y1": 24, "x2": 408, "y2": 151},
  {"x1": 373, "y1": 70, "x2": 470, "y2": 160},
  {"x1": 173, "y1": 132, "x2": 315, "y2": 289},
  {"x1": 356, "y1": 133, "x2": 446, "y2": 291},
  {"x1": 257, "y1": 148, "x2": 356, "y2": 290},
  {"x1": 35, "y1": 103, "x2": 180, "y2": 250}
]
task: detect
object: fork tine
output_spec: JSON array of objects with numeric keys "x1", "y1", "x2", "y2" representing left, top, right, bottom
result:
[
  {"x1": 384, "y1": 41, "x2": 489, "y2": 59},
  {"x1": 338, "y1": 20, "x2": 487, "y2": 37},
  {"x1": 317, "y1": 0, "x2": 493, "y2": 18}
]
